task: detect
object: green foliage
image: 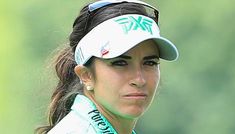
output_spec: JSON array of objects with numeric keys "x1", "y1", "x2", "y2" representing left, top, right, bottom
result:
[{"x1": 1, "y1": 0, "x2": 234, "y2": 133}]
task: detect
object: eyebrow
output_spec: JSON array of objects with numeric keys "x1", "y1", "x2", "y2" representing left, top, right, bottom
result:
[
  {"x1": 118, "y1": 55, "x2": 132, "y2": 59},
  {"x1": 117, "y1": 55, "x2": 159, "y2": 60}
]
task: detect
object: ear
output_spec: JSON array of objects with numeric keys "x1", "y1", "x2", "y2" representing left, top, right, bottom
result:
[{"x1": 74, "y1": 65, "x2": 94, "y2": 86}]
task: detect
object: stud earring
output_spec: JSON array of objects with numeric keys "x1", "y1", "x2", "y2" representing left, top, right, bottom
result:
[{"x1": 86, "y1": 85, "x2": 94, "y2": 91}]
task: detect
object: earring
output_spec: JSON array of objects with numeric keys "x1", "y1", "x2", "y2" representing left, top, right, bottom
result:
[{"x1": 86, "y1": 85, "x2": 94, "y2": 91}]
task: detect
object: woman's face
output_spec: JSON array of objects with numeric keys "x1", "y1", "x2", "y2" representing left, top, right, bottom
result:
[{"x1": 92, "y1": 40, "x2": 160, "y2": 119}]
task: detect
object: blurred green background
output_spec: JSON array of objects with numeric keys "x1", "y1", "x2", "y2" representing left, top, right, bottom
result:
[{"x1": 1, "y1": 0, "x2": 235, "y2": 133}]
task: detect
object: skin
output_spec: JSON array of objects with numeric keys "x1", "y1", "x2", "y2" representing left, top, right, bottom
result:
[{"x1": 75, "y1": 40, "x2": 160, "y2": 134}]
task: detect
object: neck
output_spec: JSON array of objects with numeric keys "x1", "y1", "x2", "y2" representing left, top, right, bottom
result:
[
  {"x1": 100, "y1": 107, "x2": 137, "y2": 134},
  {"x1": 84, "y1": 91, "x2": 137, "y2": 134}
]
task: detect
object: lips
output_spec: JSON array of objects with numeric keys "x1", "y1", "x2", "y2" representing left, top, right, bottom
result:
[{"x1": 123, "y1": 92, "x2": 147, "y2": 99}]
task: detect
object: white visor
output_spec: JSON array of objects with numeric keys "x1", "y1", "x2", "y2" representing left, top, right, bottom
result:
[{"x1": 75, "y1": 14, "x2": 179, "y2": 65}]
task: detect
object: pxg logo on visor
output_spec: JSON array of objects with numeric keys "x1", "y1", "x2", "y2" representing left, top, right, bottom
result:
[{"x1": 115, "y1": 15, "x2": 154, "y2": 34}]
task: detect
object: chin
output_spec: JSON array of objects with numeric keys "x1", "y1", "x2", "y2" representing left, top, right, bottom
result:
[{"x1": 120, "y1": 106, "x2": 147, "y2": 119}]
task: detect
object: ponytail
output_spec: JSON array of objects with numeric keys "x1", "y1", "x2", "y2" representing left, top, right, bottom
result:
[
  {"x1": 35, "y1": 6, "x2": 89, "y2": 134},
  {"x1": 35, "y1": 46, "x2": 83, "y2": 133},
  {"x1": 49, "y1": 46, "x2": 82, "y2": 125}
]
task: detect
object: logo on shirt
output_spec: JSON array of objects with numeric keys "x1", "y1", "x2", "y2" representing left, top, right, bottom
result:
[{"x1": 88, "y1": 110, "x2": 115, "y2": 134}]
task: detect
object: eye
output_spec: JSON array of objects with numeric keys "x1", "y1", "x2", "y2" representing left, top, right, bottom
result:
[
  {"x1": 144, "y1": 60, "x2": 160, "y2": 66},
  {"x1": 110, "y1": 60, "x2": 128, "y2": 66}
]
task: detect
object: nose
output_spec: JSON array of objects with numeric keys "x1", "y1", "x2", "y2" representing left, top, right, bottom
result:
[{"x1": 129, "y1": 68, "x2": 146, "y2": 88}]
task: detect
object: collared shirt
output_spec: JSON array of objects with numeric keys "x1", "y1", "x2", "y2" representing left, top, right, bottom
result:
[{"x1": 48, "y1": 95, "x2": 137, "y2": 134}]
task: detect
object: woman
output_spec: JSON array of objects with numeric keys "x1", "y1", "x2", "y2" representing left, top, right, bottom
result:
[{"x1": 36, "y1": 0, "x2": 179, "y2": 133}]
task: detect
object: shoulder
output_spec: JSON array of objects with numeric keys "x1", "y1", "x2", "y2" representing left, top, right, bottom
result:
[{"x1": 47, "y1": 111, "x2": 96, "y2": 134}]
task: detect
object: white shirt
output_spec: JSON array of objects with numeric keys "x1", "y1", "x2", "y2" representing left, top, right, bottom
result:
[{"x1": 48, "y1": 95, "x2": 137, "y2": 134}]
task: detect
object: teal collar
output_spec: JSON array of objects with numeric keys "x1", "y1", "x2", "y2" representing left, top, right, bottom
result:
[{"x1": 71, "y1": 95, "x2": 136, "y2": 134}]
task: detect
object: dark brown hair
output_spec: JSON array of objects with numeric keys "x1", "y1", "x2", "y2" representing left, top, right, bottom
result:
[{"x1": 36, "y1": 2, "x2": 154, "y2": 133}]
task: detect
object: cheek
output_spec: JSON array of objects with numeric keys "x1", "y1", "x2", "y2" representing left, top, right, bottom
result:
[
  {"x1": 93, "y1": 73, "x2": 125, "y2": 114},
  {"x1": 147, "y1": 68, "x2": 160, "y2": 95},
  {"x1": 95, "y1": 69, "x2": 123, "y2": 90},
  {"x1": 93, "y1": 69, "x2": 123, "y2": 101},
  {"x1": 149, "y1": 67, "x2": 160, "y2": 85}
]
